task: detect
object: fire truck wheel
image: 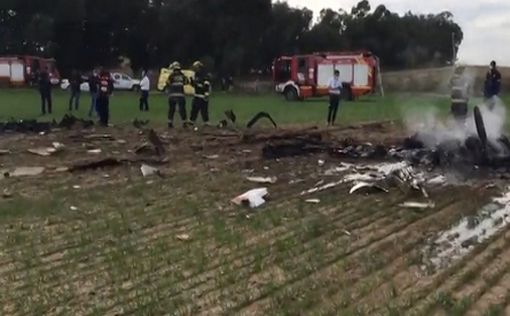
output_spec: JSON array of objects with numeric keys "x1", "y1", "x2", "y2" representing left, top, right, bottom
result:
[{"x1": 284, "y1": 87, "x2": 298, "y2": 101}]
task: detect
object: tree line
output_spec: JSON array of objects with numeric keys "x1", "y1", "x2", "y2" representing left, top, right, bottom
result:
[{"x1": 0, "y1": 0, "x2": 463, "y2": 75}]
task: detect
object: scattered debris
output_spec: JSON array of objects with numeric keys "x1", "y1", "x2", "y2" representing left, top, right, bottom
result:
[
  {"x1": 427, "y1": 175, "x2": 447, "y2": 185},
  {"x1": 324, "y1": 163, "x2": 354, "y2": 176},
  {"x1": 83, "y1": 134, "x2": 114, "y2": 141},
  {"x1": 399, "y1": 201, "x2": 436, "y2": 209},
  {"x1": 204, "y1": 155, "x2": 219, "y2": 160},
  {"x1": 247, "y1": 112, "x2": 278, "y2": 129},
  {"x1": 2, "y1": 189, "x2": 13, "y2": 198},
  {"x1": 52, "y1": 142, "x2": 65, "y2": 150},
  {"x1": 70, "y1": 206, "x2": 79, "y2": 211},
  {"x1": 300, "y1": 180, "x2": 345, "y2": 196},
  {"x1": 0, "y1": 118, "x2": 52, "y2": 133},
  {"x1": 246, "y1": 176, "x2": 277, "y2": 184},
  {"x1": 148, "y1": 129, "x2": 165, "y2": 155},
  {"x1": 262, "y1": 137, "x2": 326, "y2": 159},
  {"x1": 11, "y1": 167, "x2": 45, "y2": 177},
  {"x1": 87, "y1": 149, "x2": 102, "y2": 154},
  {"x1": 0, "y1": 149, "x2": 11, "y2": 155},
  {"x1": 117, "y1": 139, "x2": 127, "y2": 145},
  {"x1": 28, "y1": 147, "x2": 57, "y2": 156},
  {"x1": 225, "y1": 110, "x2": 237, "y2": 124},
  {"x1": 59, "y1": 114, "x2": 93, "y2": 129},
  {"x1": 134, "y1": 143, "x2": 153, "y2": 155},
  {"x1": 55, "y1": 167, "x2": 69, "y2": 173},
  {"x1": 305, "y1": 199, "x2": 320, "y2": 204},
  {"x1": 176, "y1": 234, "x2": 191, "y2": 242},
  {"x1": 70, "y1": 158, "x2": 121, "y2": 172},
  {"x1": 140, "y1": 164, "x2": 160, "y2": 177},
  {"x1": 390, "y1": 165, "x2": 429, "y2": 198},
  {"x1": 318, "y1": 160, "x2": 325, "y2": 167},
  {"x1": 349, "y1": 182, "x2": 388, "y2": 194},
  {"x1": 133, "y1": 119, "x2": 149, "y2": 129},
  {"x1": 231, "y1": 188, "x2": 269, "y2": 208},
  {"x1": 344, "y1": 230, "x2": 352, "y2": 236},
  {"x1": 73, "y1": 185, "x2": 81, "y2": 190}
]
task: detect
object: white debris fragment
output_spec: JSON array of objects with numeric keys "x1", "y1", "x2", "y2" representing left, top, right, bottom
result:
[
  {"x1": 399, "y1": 201, "x2": 435, "y2": 209},
  {"x1": 246, "y1": 176, "x2": 277, "y2": 184},
  {"x1": 231, "y1": 188, "x2": 269, "y2": 208},
  {"x1": 204, "y1": 154, "x2": 219, "y2": 160},
  {"x1": 305, "y1": 199, "x2": 321, "y2": 204},
  {"x1": 52, "y1": 142, "x2": 65, "y2": 150},
  {"x1": 324, "y1": 163, "x2": 354, "y2": 176},
  {"x1": 0, "y1": 149, "x2": 11, "y2": 155},
  {"x1": 11, "y1": 167, "x2": 45, "y2": 177},
  {"x1": 349, "y1": 182, "x2": 388, "y2": 194},
  {"x1": 140, "y1": 164, "x2": 159, "y2": 177},
  {"x1": 87, "y1": 149, "x2": 102, "y2": 154},
  {"x1": 70, "y1": 206, "x2": 79, "y2": 211},
  {"x1": 72, "y1": 185, "x2": 81, "y2": 190},
  {"x1": 318, "y1": 160, "x2": 325, "y2": 167},
  {"x1": 427, "y1": 175, "x2": 447, "y2": 185},
  {"x1": 176, "y1": 234, "x2": 191, "y2": 241},
  {"x1": 28, "y1": 148, "x2": 57, "y2": 156},
  {"x1": 344, "y1": 173, "x2": 380, "y2": 182},
  {"x1": 300, "y1": 180, "x2": 345, "y2": 196}
]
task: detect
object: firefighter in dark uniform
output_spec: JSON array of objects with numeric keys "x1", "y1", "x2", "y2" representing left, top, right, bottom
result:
[
  {"x1": 96, "y1": 69, "x2": 114, "y2": 127},
  {"x1": 38, "y1": 67, "x2": 52, "y2": 115},
  {"x1": 484, "y1": 60, "x2": 502, "y2": 110},
  {"x1": 190, "y1": 61, "x2": 211, "y2": 126},
  {"x1": 166, "y1": 62, "x2": 188, "y2": 128}
]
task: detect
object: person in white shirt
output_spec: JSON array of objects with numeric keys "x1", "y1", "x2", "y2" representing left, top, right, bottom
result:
[
  {"x1": 139, "y1": 70, "x2": 150, "y2": 112},
  {"x1": 327, "y1": 70, "x2": 342, "y2": 126}
]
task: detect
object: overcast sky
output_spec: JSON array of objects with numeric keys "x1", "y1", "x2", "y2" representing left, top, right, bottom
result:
[{"x1": 282, "y1": 0, "x2": 510, "y2": 66}]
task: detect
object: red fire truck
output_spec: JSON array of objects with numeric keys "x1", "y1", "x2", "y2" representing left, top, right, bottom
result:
[
  {"x1": 273, "y1": 51, "x2": 380, "y2": 101},
  {"x1": 0, "y1": 56, "x2": 60, "y2": 87}
]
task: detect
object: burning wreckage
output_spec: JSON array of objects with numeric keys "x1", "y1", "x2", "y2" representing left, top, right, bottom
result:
[{"x1": 263, "y1": 104, "x2": 510, "y2": 173}]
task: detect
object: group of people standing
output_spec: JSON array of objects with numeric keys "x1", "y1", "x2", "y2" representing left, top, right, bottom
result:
[
  {"x1": 37, "y1": 60, "x2": 210, "y2": 129},
  {"x1": 38, "y1": 67, "x2": 114, "y2": 126}
]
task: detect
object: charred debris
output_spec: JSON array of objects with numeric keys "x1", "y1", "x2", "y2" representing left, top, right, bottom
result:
[{"x1": 261, "y1": 106, "x2": 510, "y2": 172}]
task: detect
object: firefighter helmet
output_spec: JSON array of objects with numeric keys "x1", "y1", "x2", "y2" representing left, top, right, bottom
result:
[
  {"x1": 170, "y1": 61, "x2": 181, "y2": 70},
  {"x1": 192, "y1": 61, "x2": 204, "y2": 70}
]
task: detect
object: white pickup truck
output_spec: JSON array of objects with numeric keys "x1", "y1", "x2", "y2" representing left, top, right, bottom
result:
[{"x1": 61, "y1": 72, "x2": 141, "y2": 92}]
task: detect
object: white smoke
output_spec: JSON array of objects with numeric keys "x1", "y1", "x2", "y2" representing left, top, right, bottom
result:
[{"x1": 404, "y1": 96, "x2": 507, "y2": 148}]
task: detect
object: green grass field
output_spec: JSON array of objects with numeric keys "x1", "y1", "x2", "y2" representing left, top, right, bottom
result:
[{"x1": 1, "y1": 88, "x2": 495, "y2": 126}]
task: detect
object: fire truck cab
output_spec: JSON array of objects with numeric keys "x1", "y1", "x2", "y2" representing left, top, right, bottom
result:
[{"x1": 273, "y1": 51, "x2": 379, "y2": 101}]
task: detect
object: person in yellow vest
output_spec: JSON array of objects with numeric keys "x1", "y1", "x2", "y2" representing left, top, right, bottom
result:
[
  {"x1": 166, "y1": 62, "x2": 189, "y2": 128},
  {"x1": 190, "y1": 61, "x2": 211, "y2": 126}
]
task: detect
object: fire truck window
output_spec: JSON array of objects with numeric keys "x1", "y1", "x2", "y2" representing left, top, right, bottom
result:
[{"x1": 297, "y1": 59, "x2": 306, "y2": 82}]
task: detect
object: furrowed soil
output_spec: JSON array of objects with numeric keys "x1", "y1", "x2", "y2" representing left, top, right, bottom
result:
[{"x1": 0, "y1": 122, "x2": 507, "y2": 316}]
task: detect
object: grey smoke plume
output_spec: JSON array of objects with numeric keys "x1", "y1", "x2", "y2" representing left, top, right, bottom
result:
[{"x1": 404, "y1": 96, "x2": 507, "y2": 148}]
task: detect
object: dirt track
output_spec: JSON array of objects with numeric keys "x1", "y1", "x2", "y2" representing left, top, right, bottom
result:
[{"x1": 0, "y1": 123, "x2": 508, "y2": 315}]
